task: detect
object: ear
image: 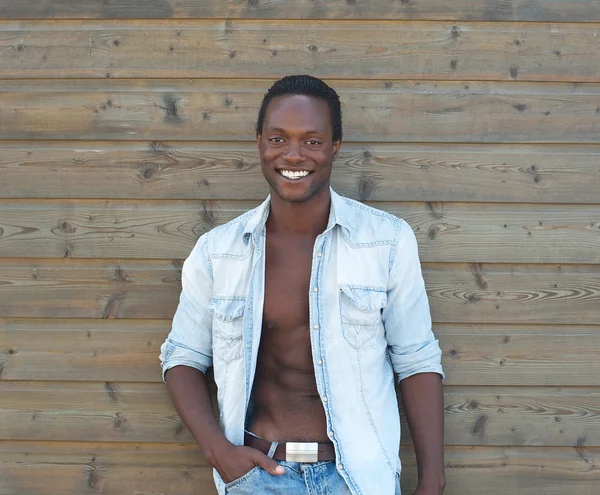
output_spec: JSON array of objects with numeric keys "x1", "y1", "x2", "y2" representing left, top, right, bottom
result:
[
  {"x1": 256, "y1": 132, "x2": 262, "y2": 150},
  {"x1": 332, "y1": 139, "x2": 342, "y2": 161}
]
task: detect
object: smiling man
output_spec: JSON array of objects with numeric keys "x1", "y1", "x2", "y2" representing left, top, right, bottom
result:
[{"x1": 160, "y1": 75, "x2": 445, "y2": 495}]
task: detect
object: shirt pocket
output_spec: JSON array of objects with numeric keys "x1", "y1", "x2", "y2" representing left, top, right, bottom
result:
[
  {"x1": 339, "y1": 286, "x2": 387, "y2": 349},
  {"x1": 209, "y1": 297, "x2": 246, "y2": 363}
]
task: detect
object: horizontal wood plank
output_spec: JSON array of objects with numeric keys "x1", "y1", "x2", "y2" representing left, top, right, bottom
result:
[
  {"x1": 1, "y1": 382, "x2": 599, "y2": 447},
  {"x1": 1, "y1": 442, "x2": 599, "y2": 494},
  {"x1": 1, "y1": 0, "x2": 599, "y2": 22},
  {"x1": 2, "y1": 319, "x2": 600, "y2": 386},
  {"x1": 0, "y1": 260, "x2": 599, "y2": 324},
  {"x1": 2, "y1": 21, "x2": 600, "y2": 82},
  {"x1": 1, "y1": 200, "x2": 599, "y2": 263},
  {"x1": 2, "y1": 141, "x2": 600, "y2": 203},
  {"x1": 1, "y1": 79, "x2": 600, "y2": 143}
]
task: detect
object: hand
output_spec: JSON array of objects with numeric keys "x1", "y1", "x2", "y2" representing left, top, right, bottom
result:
[{"x1": 209, "y1": 442, "x2": 285, "y2": 484}]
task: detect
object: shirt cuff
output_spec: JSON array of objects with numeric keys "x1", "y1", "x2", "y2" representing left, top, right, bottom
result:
[
  {"x1": 389, "y1": 339, "x2": 445, "y2": 383},
  {"x1": 160, "y1": 339, "x2": 212, "y2": 382}
]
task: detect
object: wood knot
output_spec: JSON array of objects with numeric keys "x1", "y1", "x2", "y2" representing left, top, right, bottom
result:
[
  {"x1": 509, "y1": 65, "x2": 518, "y2": 79},
  {"x1": 384, "y1": 81, "x2": 393, "y2": 89},
  {"x1": 113, "y1": 39, "x2": 121, "y2": 47},
  {"x1": 451, "y1": 26, "x2": 461, "y2": 38},
  {"x1": 308, "y1": 44, "x2": 319, "y2": 53},
  {"x1": 59, "y1": 221, "x2": 76, "y2": 234},
  {"x1": 161, "y1": 94, "x2": 183, "y2": 124},
  {"x1": 105, "y1": 382, "x2": 119, "y2": 402},
  {"x1": 513, "y1": 103, "x2": 527, "y2": 112},
  {"x1": 113, "y1": 412, "x2": 128, "y2": 430},
  {"x1": 358, "y1": 176, "x2": 374, "y2": 200},
  {"x1": 468, "y1": 294, "x2": 480, "y2": 303},
  {"x1": 248, "y1": 0, "x2": 259, "y2": 6},
  {"x1": 427, "y1": 226, "x2": 440, "y2": 240},
  {"x1": 139, "y1": 163, "x2": 159, "y2": 181},
  {"x1": 473, "y1": 414, "x2": 488, "y2": 436},
  {"x1": 469, "y1": 400, "x2": 479, "y2": 410},
  {"x1": 450, "y1": 59, "x2": 458, "y2": 70}
]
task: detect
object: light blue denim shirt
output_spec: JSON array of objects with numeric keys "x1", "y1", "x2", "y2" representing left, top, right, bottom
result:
[{"x1": 160, "y1": 188, "x2": 444, "y2": 495}]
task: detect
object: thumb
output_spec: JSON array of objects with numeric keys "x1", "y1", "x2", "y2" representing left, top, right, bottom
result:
[{"x1": 254, "y1": 451, "x2": 285, "y2": 476}]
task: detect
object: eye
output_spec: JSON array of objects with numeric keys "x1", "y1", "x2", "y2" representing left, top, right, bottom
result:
[
  {"x1": 269, "y1": 137, "x2": 284, "y2": 143},
  {"x1": 306, "y1": 139, "x2": 322, "y2": 145}
]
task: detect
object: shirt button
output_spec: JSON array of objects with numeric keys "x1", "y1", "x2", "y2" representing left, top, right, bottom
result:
[
  {"x1": 337, "y1": 463, "x2": 344, "y2": 471},
  {"x1": 361, "y1": 305, "x2": 367, "y2": 311},
  {"x1": 323, "y1": 396, "x2": 328, "y2": 403},
  {"x1": 313, "y1": 324, "x2": 319, "y2": 330},
  {"x1": 313, "y1": 287, "x2": 319, "y2": 293},
  {"x1": 225, "y1": 315, "x2": 232, "y2": 321},
  {"x1": 318, "y1": 360, "x2": 323, "y2": 365},
  {"x1": 317, "y1": 252, "x2": 322, "y2": 257},
  {"x1": 328, "y1": 431, "x2": 334, "y2": 437}
]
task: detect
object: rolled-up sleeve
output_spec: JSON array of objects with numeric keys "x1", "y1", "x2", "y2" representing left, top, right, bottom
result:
[
  {"x1": 159, "y1": 234, "x2": 214, "y2": 380},
  {"x1": 382, "y1": 220, "x2": 444, "y2": 382}
]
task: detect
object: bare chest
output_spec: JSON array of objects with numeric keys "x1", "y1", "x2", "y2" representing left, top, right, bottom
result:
[{"x1": 262, "y1": 235, "x2": 315, "y2": 333}]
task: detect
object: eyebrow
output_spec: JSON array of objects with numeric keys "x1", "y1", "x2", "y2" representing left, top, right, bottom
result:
[{"x1": 266, "y1": 127, "x2": 324, "y2": 135}]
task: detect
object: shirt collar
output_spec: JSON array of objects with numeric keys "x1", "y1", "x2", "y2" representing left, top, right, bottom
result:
[{"x1": 242, "y1": 187, "x2": 352, "y2": 242}]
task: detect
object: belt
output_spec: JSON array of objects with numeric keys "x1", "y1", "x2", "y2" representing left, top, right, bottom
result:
[{"x1": 244, "y1": 432, "x2": 336, "y2": 463}]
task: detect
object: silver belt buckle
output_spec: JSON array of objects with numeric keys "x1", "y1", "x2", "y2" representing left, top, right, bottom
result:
[{"x1": 285, "y1": 442, "x2": 318, "y2": 463}]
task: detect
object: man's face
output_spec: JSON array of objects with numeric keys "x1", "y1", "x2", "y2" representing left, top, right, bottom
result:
[{"x1": 257, "y1": 94, "x2": 341, "y2": 204}]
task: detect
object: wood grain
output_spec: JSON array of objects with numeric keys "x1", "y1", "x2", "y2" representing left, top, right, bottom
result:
[
  {"x1": 1, "y1": 381, "x2": 599, "y2": 448},
  {"x1": 436, "y1": 324, "x2": 600, "y2": 386},
  {"x1": 2, "y1": 20, "x2": 600, "y2": 82},
  {"x1": 2, "y1": 79, "x2": 600, "y2": 143},
  {"x1": 1, "y1": 0, "x2": 599, "y2": 22},
  {"x1": 0, "y1": 259, "x2": 181, "y2": 319},
  {"x1": 1, "y1": 199, "x2": 599, "y2": 263},
  {"x1": 0, "y1": 319, "x2": 167, "y2": 382},
  {"x1": 1, "y1": 260, "x2": 599, "y2": 324},
  {"x1": 3, "y1": 141, "x2": 600, "y2": 204},
  {"x1": 3, "y1": 319, "x2": 599, "y2": 386}
]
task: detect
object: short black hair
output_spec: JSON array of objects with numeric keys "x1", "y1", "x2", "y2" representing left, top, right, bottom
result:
[{"x1": 256, "y1": 75, "x2": 342, "y2": 142}]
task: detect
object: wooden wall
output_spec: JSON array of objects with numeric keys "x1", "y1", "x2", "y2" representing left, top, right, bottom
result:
[{"x1": 1, "y1": 1, "x2": 599, "y2": 493}]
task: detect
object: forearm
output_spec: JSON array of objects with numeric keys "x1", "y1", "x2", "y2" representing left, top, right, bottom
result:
[
  {"x1": 400, "y1": 372, "x2": 445, "y2": 489},
  {"x1": 165, "y1": 365, "x2": 231, "y2": 465}
]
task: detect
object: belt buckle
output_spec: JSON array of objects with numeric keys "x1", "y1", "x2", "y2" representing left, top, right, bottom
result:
[{"x1": 285, "y1": 442, "x2": 318, "y2": 463}]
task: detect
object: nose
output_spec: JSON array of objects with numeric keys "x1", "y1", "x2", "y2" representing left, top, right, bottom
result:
[{"x1": 282, "y1": 140, "x2": 303, "y2": 163}]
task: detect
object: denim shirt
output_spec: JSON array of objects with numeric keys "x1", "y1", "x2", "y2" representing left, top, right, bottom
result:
[{"x1": 159, "y1": 188, "x2": 444, "y2": 495}]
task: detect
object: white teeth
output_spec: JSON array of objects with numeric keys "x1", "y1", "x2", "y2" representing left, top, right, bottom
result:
[{"x1": 280, "y1": 170, "x2": 310, "y2": 180}]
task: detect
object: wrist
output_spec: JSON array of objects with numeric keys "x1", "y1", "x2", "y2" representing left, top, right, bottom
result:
[
  {"x1": 417, "y1": 473, "x2": 446, "y2": 492},
  {"x1": 202, "y1": 435, "x2": 233, "y2": 468}
]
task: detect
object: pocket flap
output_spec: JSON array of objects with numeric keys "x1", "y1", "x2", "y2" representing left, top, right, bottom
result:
[
  {"x1": 209, "y1": 298, "x2": 246, "y2": 321},
  {"x1": 339, "y1": 286, "x2": 387, "y2": 312}
]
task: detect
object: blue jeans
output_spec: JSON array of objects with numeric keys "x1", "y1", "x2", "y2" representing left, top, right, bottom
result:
[{"x1": 224, "y1": 435, "x2": 402, "y2": 494}]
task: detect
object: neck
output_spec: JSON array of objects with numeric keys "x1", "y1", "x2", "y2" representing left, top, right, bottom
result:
[{"x1": 266, "y1": 185, "x2": 331, "y2": 237}]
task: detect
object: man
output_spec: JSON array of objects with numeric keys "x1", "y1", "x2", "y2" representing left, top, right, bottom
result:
[{"x1": 160, "y1": 75, "x2": 445, "y2": 495}]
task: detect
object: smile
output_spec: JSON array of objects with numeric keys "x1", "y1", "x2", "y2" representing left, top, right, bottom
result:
[{"x1": 279, "y1": 170, "x2": 311, "y2": 180}]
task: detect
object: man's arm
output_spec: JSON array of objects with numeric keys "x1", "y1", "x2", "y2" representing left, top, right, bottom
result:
[
  {"x1": 160, "y1": 235, "x2": 283, "y2": 483},
  {"x1": 400, "y1": 372, "x2": 445, "y2": 494},
  {"x1": 164, "y1": 366, "x2": 283, "y2": 483},
  {"x1": 381, "y1": 219, "x2": 445, "y2": 494}
]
